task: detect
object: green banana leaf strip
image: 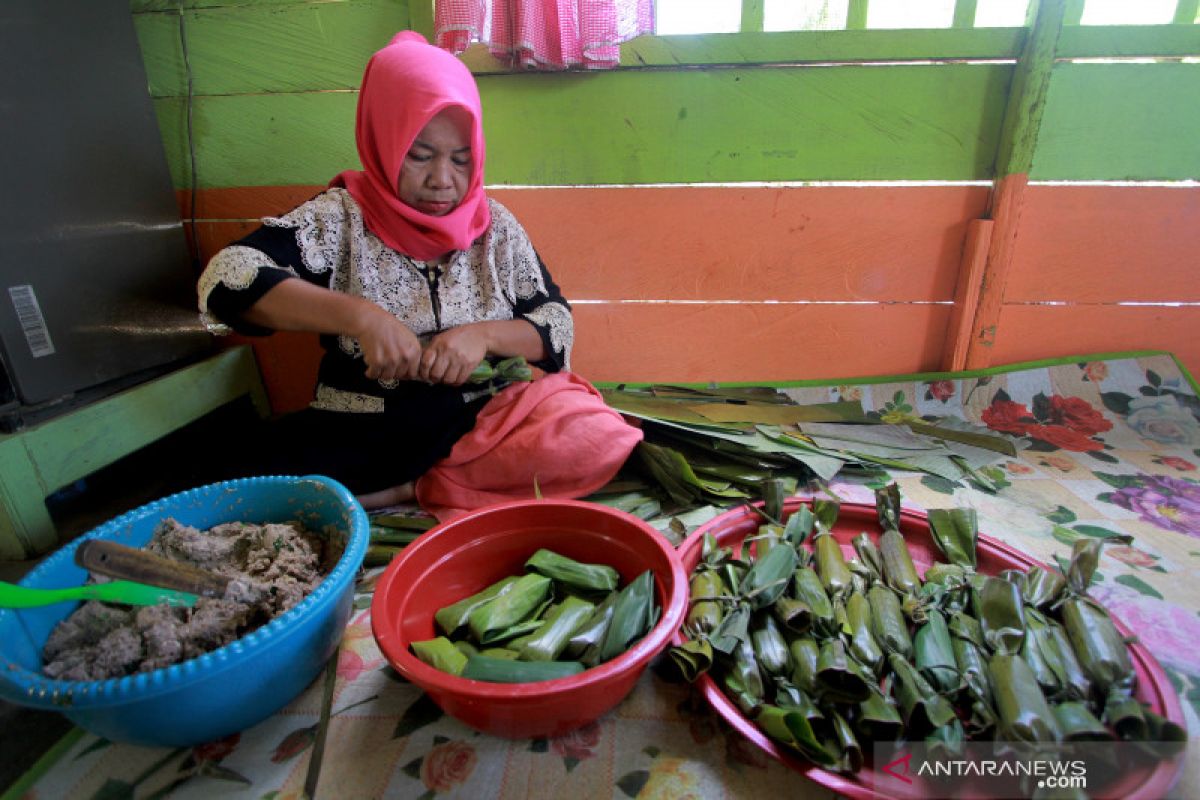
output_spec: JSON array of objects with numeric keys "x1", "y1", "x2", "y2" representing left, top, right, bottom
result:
[
  {"x1": 816, "y1": 639, "x2": 873, "y2": 704},
  {"x1": 435, "y1": 576, "x2": 520, "y2": 636},
  {"x1": 727, "y1": 639, "x2": 767, "y2": 717},
  {"x1": 1021, "y1": 607, "x2": 1065, "y2": 697},
  {"x1": 468, "y1": 574, "x2": 553, "y2": 643},
  {"x1": 914, "y1": 609, "x2": 959, "y2": 693},
  {"x1": 756, "y1": 705, "x2": 840, "y2": 768},
  {"x1": 1053, "y1": 701, "x2": 1114, "y2": 742},
  {"x1": 772, "y1": 596, "x2": 813, "y2": 635},
  {"x1": 988, "y1": 653, "x2": 1062, "y2": 744},
  {"x1": 411, "y1": 637, "x2": 468, "y2": 676},
  {"x1": 526, "y1": 549, "x2": 620, "y2": 593},
  {"x1": 828, "y1": 709, "x2": 865, "y2": 774},
  {"x1": 564, "y1": 592, "x2": 618, "y2": 660},
  {"x1": 815, "y1": 530, "x2": 853, "y2": 601},
  {"x1": 788, "y1": 636, "x2": 821, "y2": 695},
  {"x1": 1042, "y1": 621, "x2": 1093, "y2": 703},
  {"x1": 1061, "y1": 596, "x2": 1135, "y2": 692},
  {"x1": 880, "y1": 528, "x2": 923, "y2": 597},
  {"x1": 461, "y1": 655, "x2": 584, "y2": 684},
  {"x1": 856, "y1": 688, "x2": 904, "y2": 742},
  {"x1": 925, "y1": 718, "x2": 966, "y2": 761},
  {"x1": 1067, "y1": 538, "x2": 1105, "y2": 596},
  {"x1": 477, "y1": 647, "x2": 520, "y2": 660},
  {"x1": 751, "y1": 612, "x2": 792, "y2": 678},
  {"x1": 668, "y1": 638, "x2": 714, "y2": 682},
  {"x1": 794, "y1": 567, "x2": 838, "y2": 638},
  {"x1": 597, "y1": 570, "x2": 657, "y2": 663},
  {"x1": 889, "y1": 653, "x2": 959, "y2": 736},
  {"x1": 709, "y1": 603, "x2": 751, "y2": 654},
  {"x1": 1142, "y1": 709, "x2": 1188, "y2": 754},
  {"x1": 875, "y1": 484, "x2": 902, "y2": 532},
  {"x1": 845, "y1": 591, "x2": 885, "y2": 676},
  {"x1": 516, "y1": 596, "x2": 597, "y2": 662},
  {"x1": 851, "y1": 532, "x2": 884, "y2": 584},
  {"x1": 868, "y1": 584, "x2": 914, "y2": 661},
  {"x1": 976, "y1": 576, "x2": 1027, "y2": 656},
  {"x1": 479, "y1": 606, "x2": 552, "y2": 646},
  {"x1": 740, "y1": 541, "x2": 799, "y2": 609},
  {"x1": 1022, "y1": 566, "x2": 1067, "y2": 610},
  {"x1": 685, "y1": 568, "x2": 728, "y2": 637},
  {"x1": 926, "y1": 507, "x2": 978, "y2": 569},
  {"x1": 906, "y1": 419, "x2": 1018, "y2": 456},
  {"x1": 688, "y1": 400, "x2": 870, "y2": 426},
  {"x1": 1102, "y1": 689, "x2": 1148, "y2": 741}
]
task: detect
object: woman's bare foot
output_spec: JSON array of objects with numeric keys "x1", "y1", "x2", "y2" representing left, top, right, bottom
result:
[{"x1": 357, "y1": 481, "x2": 415, "y2": 510}]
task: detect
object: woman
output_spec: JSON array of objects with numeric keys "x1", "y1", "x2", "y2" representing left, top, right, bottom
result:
[{"x1": 198, "y1": 31, "x2": 641, "y2": 518}]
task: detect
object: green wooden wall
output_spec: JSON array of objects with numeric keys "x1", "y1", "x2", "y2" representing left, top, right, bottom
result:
[{"x1": 130, "y1": 1, "x2": 1200, "y2": 190}]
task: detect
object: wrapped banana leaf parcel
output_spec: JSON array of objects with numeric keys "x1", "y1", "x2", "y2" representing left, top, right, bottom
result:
[
  {"x1": 412, "y1": 550, "x2": 660, "y2": 683},
  {"x1": 666, "y1": 483, "x2": 1187, "y2": 781}
]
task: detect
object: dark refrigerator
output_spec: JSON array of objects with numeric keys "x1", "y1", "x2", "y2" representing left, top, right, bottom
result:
[{"x1": 0, "y1": 0, "x2": 212, "y2": 430}]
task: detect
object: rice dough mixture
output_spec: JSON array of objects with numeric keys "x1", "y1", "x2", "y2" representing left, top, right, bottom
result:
[{"x1": 42, "y1": 518, "x2": 332, "y2": 681}]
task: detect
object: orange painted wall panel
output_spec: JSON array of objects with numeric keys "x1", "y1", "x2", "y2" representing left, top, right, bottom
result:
[
  {"x1": 1006, "y1": 185, "x2": 1200, "y2": 303},
  {"x1": 490, "y1": 186, "x2": 988, "y2": 302},
  {"x1": 992, "y1": 305, "x2": 1200, "y2": 380},
  {"x1": 570, "y1": 303, "x2": 953, "y2": 384}
]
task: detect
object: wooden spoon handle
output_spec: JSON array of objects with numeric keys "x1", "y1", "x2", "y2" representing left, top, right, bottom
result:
[{"x1": 75, "y1": 540, "x2": 230, "y2": 598}]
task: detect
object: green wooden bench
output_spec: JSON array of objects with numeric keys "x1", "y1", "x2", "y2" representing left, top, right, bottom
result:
[{"x1": 0, "y1": 345, "x2": 270, "y2": 560}]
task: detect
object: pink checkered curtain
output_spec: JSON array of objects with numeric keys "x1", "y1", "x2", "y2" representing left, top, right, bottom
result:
[{"x1": 435, "y1": 0, "x2": 654, "y2": 70}]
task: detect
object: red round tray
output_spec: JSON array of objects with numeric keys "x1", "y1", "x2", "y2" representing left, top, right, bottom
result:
[{"x1": 673, "y1": 498, "x2": 1187, "y2": 800}]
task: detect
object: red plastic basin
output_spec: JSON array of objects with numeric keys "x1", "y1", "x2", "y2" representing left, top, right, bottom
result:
[{"x1": 372, "y1": 498, "x2": 687, "y2": 739}]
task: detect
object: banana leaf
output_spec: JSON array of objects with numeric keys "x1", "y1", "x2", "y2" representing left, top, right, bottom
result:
[
  {"x1": 750, "y1": 612, "x2": 792, "y2": 677},
  {"x1": 709, "y1": 602, "x2": 751, "y2": 655},
  {"x1": 816, "y1": 639, "x2": 873, "y2": 703},
  {"x1": 411, "y1": 637, "x2": 468, "y2": 676},
  {"x1": 597, "y1": 570, "x2": 657, "y2": 663},
  {"x1": 772, "y1": 677, "x2": 826, "y2": 728},
  {"x1": 636, "y1": 442, "x2": 706, "y2": 506},
  {"x1": 949, "y1": 611, "x2": 994, "y2": 702},
  {"x1": 851, "y1": 532, "x2": 884, "y2": 584},
  {"x1": 435, "y1": 576, "x2": 520, "y2": 636},
  {"x1": 477, "y1": 647, "x2": 520, "y2": 660},
  {"x1": 750, "y1": 523, "x2": 784, "y2": 560},
  {"x1": 741, "y1": 540, "x2": 799, "y2": 609},
  {"x1": 364, "y1": 544, "x2": 406, "y2": 567},
  {"x1": 685, "y1": 568, "x2": 729, "y2": 637},
  {"x1": 692, "y1": 400, "x2": 870, "y2": 425},
  {"x1": 564, "y1": 592, "x2": 618, "y2": 660},
  {"x1": 725, "y1": 638, "x2": 766, "y2": 717},
  {"x1": 905, "y1": 419, "x2": 1017, "y2": 456},
  {"x1": 880, "y1": 527, "x2": 923, "y2": 597},
  {"x1": 1022, "y1": 565, "x2": 1067, "y2": 611},
  {"x1": 1042, "y1": 620, "x2": 1093, "y2": 703},
  {"x1": 827, "y1": 709, "x2": 864, "y2": 774},
  {"x1": 889, "y1": 653, "x2": 959, "y2": 736},
  {"x1": 368, "y1": 527, "x2": 425, "y2": 546},
  {"x1": 1022, "y1": 607, "x2": 1065, "y2": 697},
  {"x1": 517, "y1": 596, "x2": 597, "y2": 662},
  {"x1": 926, "y1": 507, "x2": 978, "y2": 568},
  {"x1": 1102, "y1": 689, "x2": 1147, "y2": 741},
  {"x1": 525, "y1": 549, "x2": 620, "y2": 594},
  {"x1": 783, "y1": 503, "x2": 816, "y2": 546},
  {"x1": 461, "y1": 655, "x2": 584, "y2": 683},
  {"x1": 454, "y1": 640, "x2": 479, "y2": 658},
  {"x1": 812, "y1": 498, "x2": 840, "y2": 533},
  {"x1": 479, "y1": 610, "x2": 552, "y2": 647},
  {"x1": 1066, "y1": 538, "x2": 1104, "y2": 596},
  {"x1": 762, "y1": 478, "x2": 788, "y2": 523},
  {"x1": 844, "y1": 591, "x2": 884, "y2": 675},
  {"x1": 794, "y1": 566, "x2": 838, "y2": 637},
  {"x1": 1143, "y1": 709, "x2": 1188, "y2": 754},
  {"x1": 815, "y1": 530, "x2": 853, "y2": 600},
  {"x1": 669, "y1": 638, "x2": 714, "y2": 682},
  {"x1": 1053, "y1": 701, "x2": 1114, "y2": 742},
  {"x1": 989, "y1": 653, "x2": 1062, "y2": 744},
  {"x1": 470, "y1": 575, "x2": 554, "y2": 642},
  {"x1": 370, "y1": 513, "x2": 437, "y2": 532},
  {"x1": 874, "y1": 483, "x2": 902, "y2": 532},
  {"x1": 925, "y1": 718, "x2": 966, "y2": 760},
  {"x1": 772, "y1": 596, "x2": 813, "y2": 634},
  {"x1": 755, "y1": 705, "x2": 839, "y2": 768},
  {"x1": 975, "y1": 576, "x2": 1027, "y2": 656},
  {"x1": 1061, "y1": 596, "x2": 1134, "y2": 692},
  {"x1": 856, "y1": 688, "x2": 904, "y2": 742},
  {"x1": 788, "y1": 636, "x2": 820, "y2": 694},
  {"x1": 914, "y1": 609, "x2": 959, "y2": 693},
  {"x1": 868, "y1": 584, "x2": 913, "y2": 661}
]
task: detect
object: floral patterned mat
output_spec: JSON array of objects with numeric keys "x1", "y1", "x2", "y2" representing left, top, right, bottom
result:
[{"x1": 9, "y1": 351, "x2": 1200, "y2": 800}]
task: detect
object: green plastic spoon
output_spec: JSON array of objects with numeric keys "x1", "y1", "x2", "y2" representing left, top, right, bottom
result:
[{"x1": 0, "y1": 580, "x2": 198, "y2": 609}]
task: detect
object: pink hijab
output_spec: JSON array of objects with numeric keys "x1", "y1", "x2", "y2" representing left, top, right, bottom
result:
[{"x1": 331, "y1": 31, "x2": 490, "y2": 261}]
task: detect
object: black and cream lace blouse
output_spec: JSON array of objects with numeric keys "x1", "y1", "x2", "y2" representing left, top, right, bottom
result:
[{"x1": 198, "y1": 189, "x2": 573, "y2": 415}]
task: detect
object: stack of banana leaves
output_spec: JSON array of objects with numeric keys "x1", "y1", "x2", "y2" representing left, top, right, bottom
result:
[
  {"x1": 409, "y1": 549, "x2": 660, "y2": 683},
  {"x1": 593, "y1": 385, "x2": 1019, "y2": 539},
  {"x1": 669, "y1": 483, "x2": 1186, "y2": 780}
]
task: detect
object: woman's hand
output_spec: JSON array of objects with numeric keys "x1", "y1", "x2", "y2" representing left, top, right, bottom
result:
[
  {"x1": 354, "y1": 305, "x2": 424, "y2": 382},
  {"x1": 419, "y1": 324, "x2": 489, "y2": 386}
]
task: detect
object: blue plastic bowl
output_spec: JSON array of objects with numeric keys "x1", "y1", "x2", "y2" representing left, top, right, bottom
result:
[{"x1": 0, "y1": 475, "x2": 368, "y2": 747}]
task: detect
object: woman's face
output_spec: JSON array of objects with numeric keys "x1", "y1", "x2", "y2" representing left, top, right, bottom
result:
[{"x1": 397, "y1": 107, "x2": 473, "y2": 216}]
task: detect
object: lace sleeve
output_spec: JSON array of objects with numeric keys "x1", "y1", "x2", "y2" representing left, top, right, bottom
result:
[{"x1": 197, "y1": 245, "x2": 297, "y2": 335}]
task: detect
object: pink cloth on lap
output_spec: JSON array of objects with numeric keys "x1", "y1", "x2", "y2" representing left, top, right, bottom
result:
[{"x1": 415, "y1": 371, "x2": 643, "y2": 522}]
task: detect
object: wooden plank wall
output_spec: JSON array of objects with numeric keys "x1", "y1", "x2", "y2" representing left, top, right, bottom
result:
[{"x1": 132, "y1": 1, "x2": 1200, "y2": 412}]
